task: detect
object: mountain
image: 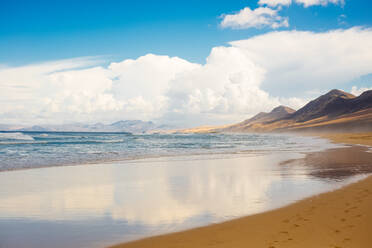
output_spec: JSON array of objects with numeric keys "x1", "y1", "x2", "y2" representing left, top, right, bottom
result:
[
  {"x1": 109, "y1": 120, "x2": 157, "y2": 133},
  {"x1": 289, "y1": 89, "x2": 356, "y2": 122},
  {"x1": 221, "y1": 89, "x2": 372, "y2": 133},
  {"x1": 5, "y1": 120, "x2": 171, "y2": 133},
  {"x1": 0, "y1": 124, "x2": 27, "y2": 131},
  {"x1": 223, "y1": 105, "x2": 295, "y2": 132}
]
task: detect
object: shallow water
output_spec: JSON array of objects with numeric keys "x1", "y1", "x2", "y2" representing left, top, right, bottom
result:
[
  {"x1": 0, "y1": 132, "x2": 337, "y2": 171},
  {"x1": 0, "y1": 150, "x2": 365, "y2": 248}
]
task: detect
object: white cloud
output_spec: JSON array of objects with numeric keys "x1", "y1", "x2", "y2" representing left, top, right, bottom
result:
[
  {"x1": 2, "y1": 28, "x2": 372, "y2": 127},
  {"x1": 0, "y1": 55, "x2": 199, "y2": 125},
  {"x1": 44, "y1": 66, "x2": 121, "y2": 114},
  {"x1": 220, "y1": 0, "x2": 344, "y2": 30},
  {"x1": 259, "y1": 0, "x2": 292, "y2": 7},
  {"x1": 0, "y1": 49, "x2": 292, "y2": 126},
  {"x1": 295, "y1": 0, "x2": 344, "y2": 7},
  {"x1": 220, "y1": 7, "x2": 289, "y2": 30},
  {"x1": 351, "y1": 86, "x2": 372, "y2": 96},
  {"x1": 0, "y1": 57, "x2": 106, "y2": 124},
  {"x1": 109, "y1": 54, "x2": 199, "y2": 100},
  {"x1": 230, "y1": 27, "x2": 372, "y2": 97},
  {"x1": 164, "y1": 46, "x2": 280, "y2": 125}
]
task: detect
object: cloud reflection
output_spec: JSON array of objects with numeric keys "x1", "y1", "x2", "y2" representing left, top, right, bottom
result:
[{"x1": 0, "y1": 153, "x2": 305, "y2": 226}]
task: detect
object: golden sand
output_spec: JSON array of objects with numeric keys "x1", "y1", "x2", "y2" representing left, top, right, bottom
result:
[
  {"x1": 110, "y1": 133, "x2": 372, "y2": 248},
  {"x1": 320, "y1": 132, "x2": 372, "y2": 146}
]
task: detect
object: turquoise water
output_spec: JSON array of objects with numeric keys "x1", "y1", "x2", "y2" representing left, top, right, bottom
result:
[{"x1": 0, "y1": 131, "x2": 335, "y2": 171}]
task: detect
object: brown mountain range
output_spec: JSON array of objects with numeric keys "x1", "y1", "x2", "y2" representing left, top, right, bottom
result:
[{"x1": 217, "y1": 89, "x2": 372, "y2": 133}]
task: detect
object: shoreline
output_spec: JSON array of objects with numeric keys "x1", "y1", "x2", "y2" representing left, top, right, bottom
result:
[
  {"x1": 0, "y1": 132, "x2": 331, "y2": 173},
  {"x1": 110, "y1": 132, "x2": 372, "y2": 248},
  {"x1": 318, "y1": 132, "x2": 372, "y2": 147},
  {"x1": 111, "y1": 174, "x2": 372, "y2": 248}
]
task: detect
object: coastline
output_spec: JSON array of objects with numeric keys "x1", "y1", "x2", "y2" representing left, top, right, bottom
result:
[{"x1": 110, "y1": 132, "x2": 372, "y2": 248}]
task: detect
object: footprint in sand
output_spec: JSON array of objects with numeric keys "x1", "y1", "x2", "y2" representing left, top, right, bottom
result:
[
  {"x1": 355, "y1": 196, "x2": 364, "y2": 202},
  {"x1": 334, "y1": 229, "x2": 340, "y2": 234},
  {"x1": 349, "y1": 206, "x2": 358, "y2": 210},
  {"x1": 268, "y1": 240, "x2": 279, "y2": 248},
  {"x1": 343, "y1": 238, "x2": 351, "y2": 242},
  {"x1": 340, "y1": 218, "x2": 346, "y2": 222},
  {"x1": 361, "y1": 189, "x2": 370, "y2": 194}
]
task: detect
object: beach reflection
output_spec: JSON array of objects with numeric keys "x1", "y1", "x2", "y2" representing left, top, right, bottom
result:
[{"x1": 0, "y1": 153, "x2": 360, "y2": 248}]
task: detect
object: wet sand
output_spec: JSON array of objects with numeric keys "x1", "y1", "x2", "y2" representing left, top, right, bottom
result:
[{"x1": 110, "y1": 135, "x2": 372, "y2": 248}]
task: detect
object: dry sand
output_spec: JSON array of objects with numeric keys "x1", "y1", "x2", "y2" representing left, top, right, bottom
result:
[
  {"x1": 110, "y1": 133, "x2": 372, "y2": 248},
  {"x1": 320, "y1": 132, "x2": 372, "y2": 146}
]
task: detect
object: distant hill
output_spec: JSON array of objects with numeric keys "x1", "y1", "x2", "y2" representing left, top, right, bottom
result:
[
  {"x1": 0, "y1": 120, "x2": 173, "y2": 133},
  {"x1": 0, "y1": 124, "x2": 27, "y2": 131},
  {"x1": 223, "y1": 106, "x2": 295, "y2": 132},
  {"x1": 219, "y1": 89, "x2": 372, "y2": 133}
]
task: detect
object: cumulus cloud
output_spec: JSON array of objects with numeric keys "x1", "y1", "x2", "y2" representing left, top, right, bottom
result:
[
  {"x1": 163, "y1": 46, "x2": 283, "y2": 125},
  {"x1": 230, "y1": 27, "x2": 372, "y2": 97},
  {"x1": 2, "y1": 28, "x2": 372, "y2": 127},
  {"x1": 351, "y1": 86, "x2": 372, "y2": 96},
  {"x1": 220, "y1": 7, "x2": 289, "y2": 30},
  {"x1": 259, "y1": 0, "x2": 292, "y2": 7},
  {"x1": 0, "y1": 55, "x2": 199, "y2": 125},
  {"x1": 295, "y1": 0, "x2": 344, "y2": 7},
  {"x1": 221, "y1": 0, "x2": 344, "y2": 30},
  {"x1": 0, "y1": 48, "x2": 294, "y2": 126},
  {"x1": 109, "y1": 54, "x2": 199, "y2": 100},
  {"x1": 0, "y1": 57, "x2": 107, "y2": 124}
]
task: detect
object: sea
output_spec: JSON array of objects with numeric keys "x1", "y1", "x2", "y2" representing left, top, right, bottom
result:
[
  {"x1": 0, "y1": 131, "x2": 337, "y2": 171},
  {"x1": 0, "y1": 131, "x2": 366, "y2": 248}
]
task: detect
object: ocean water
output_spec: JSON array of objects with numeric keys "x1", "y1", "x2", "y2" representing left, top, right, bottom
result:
[
  {"x1": 1, "y1": 131, "x2": 362, "y2": 248},
  {"x1": 0, "y1": 131, "x2": 336, "y2": 171}
]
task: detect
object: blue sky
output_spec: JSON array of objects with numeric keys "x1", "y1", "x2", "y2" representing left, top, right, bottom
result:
[
  {"x1": 1, "y1": 0, "x2": 371, "y2": 65},
  {"x1": 1, "y1": 0, "x2": 372, "y2": 126}
]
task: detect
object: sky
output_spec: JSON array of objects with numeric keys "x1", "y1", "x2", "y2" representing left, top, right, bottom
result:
[{"x1": 1, "y1": 0, "x2": 372, "y2": 127}]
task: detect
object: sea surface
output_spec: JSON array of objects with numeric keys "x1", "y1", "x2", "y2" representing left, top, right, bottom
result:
[
  {"x1": 0, "y1": 131, "x2": 337, "y2": 171},
  {"x1": 0, "y1": 132, "x2": 365, "y2": 248}
]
